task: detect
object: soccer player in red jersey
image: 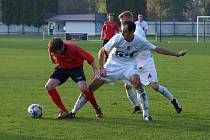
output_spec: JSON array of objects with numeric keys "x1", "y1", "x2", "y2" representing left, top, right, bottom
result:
[
  {"x1": 45, "y1": 37, "x2": 102, "y2": 119},
  {"x1": 101, "y1": 13, "x2": 119, "y2": 45},
  {"x1": 101, "y1": 13, "x2": 119, "y2": 60}
]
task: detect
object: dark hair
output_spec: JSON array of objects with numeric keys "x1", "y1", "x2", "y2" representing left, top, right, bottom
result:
[
  {"x1": 49, "y1": 37, "x2": 64, "y2": 52},
  {"x1": 123, "y1": 21, "x2": 136, "y2": 33}
]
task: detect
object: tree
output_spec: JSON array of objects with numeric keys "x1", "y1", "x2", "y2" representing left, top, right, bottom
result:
[
  {"x1": 147, "y1": 0, "x2": 158, "y2": 20},
  {"x1": 169, "y1": 0, "x2": 192, "y2": 21},
  {"x1": 32, "y1": 0, "x2": 46, "y2": 27},
  {"x1": 1, "y1": 0, "x2": 14, "y2": 34},
  {"x1": 58, "y1": 0, "x2": 90, "y2": 14},
  {"x1": 97, "y1": 0, "x2": 107, "y2": 13},
  {"x1": 1, "y1": 0, "x2": 56, "y2": 34},
  {"x1": 147, "y1": 0, "x2": 193, "y2": 21},
  {"x1": 106, "y1": 0, "x2": 147, "y2": 23},
  {"x1": 0, "y1": 0, "x2": 2, "y2": 21},
  {"x1": 207, "y1": 3, "x2": 210, "y2": 15}
]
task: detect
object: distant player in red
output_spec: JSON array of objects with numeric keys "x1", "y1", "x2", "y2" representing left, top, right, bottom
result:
[
  {"x1": 101, "y1": 13, "x2": 119, "y2": 60},
  {"x1": 101, "y1": 13, "x2": 119, "y2": 45},
  {"x1": 45, "y1": 37, "x2": 103, "y2": 119}
]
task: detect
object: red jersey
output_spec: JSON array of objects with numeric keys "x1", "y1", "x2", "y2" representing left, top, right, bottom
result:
[
  {"x1": 102, "y1": 21, "x2": 119, "y2": 40},
  {"x1": 49, "y1": 42, "x2": 94, "y2": 69}
]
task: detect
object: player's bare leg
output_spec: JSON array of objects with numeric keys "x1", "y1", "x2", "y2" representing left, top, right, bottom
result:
[{"x1": 69, "y1": 78, "x2": 105, "y2": 119}]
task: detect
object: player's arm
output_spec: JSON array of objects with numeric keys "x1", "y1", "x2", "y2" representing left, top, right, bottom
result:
[
  {"x1": 75, "y1": 46, "x2": 100, "y2": 78},
  {"x1": 90, "y1": 60, "x2": 101, "y2": 79},
  {"x1": 98, "y1": 34, "x2": 118, "y2": 76},
  {"x1": 144, "y1": 28, "x2": 148, "y2": 34},
  {"x1": 144, "y1": 22, "x2": 148, "y2": 34},
  {"x1": 101, "y1": 23, "x2": 106, "y2": 40},
  {"x1": 48, "y1": 48, "x2": 55, "y2": 64},
  {"x1": 98, "y1": 47, "x2": 107, "y2": 76},
  {"x1": 154, "y1": 47, "x2": 187, "y2": 57},
  {"x1": 138, "y1": 36, "x2": 187, "y2": 57}
]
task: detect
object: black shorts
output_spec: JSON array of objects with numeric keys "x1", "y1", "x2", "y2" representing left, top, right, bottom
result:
[{"x1": 50, "y1": 66, "x2": 86, "y2": 85}]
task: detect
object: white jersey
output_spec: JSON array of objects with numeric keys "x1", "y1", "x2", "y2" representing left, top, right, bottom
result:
[
  {"x1": 135, "y1": 20, "x2": 148, "y2": 31},
  {"x1": 104, "y1": 33, "x2": 156, "y2": 63},
  {"x1": 134, "y1": 23, "x2": 146, "y2": 38},
  {"x1": 102, "y1": 33, "x2": 156, "y2": 83},
  {"x1": 134, "y1": 21, "x2": 152, "y2": 59},
  {"x1": 134, "y1": 37, "x2": 153, "y2": 61}
]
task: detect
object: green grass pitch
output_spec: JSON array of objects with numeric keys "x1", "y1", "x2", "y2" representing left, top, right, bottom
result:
[{"x1": 0, "y1": 35, "x2": 210, "y2": 140}]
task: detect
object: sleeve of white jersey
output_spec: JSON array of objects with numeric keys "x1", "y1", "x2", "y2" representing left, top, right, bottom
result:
[
  {"x1": 137, "y1": 35, "x2": 156, "y2": 50},
  {"x1": 103, "y1": 34, "x2": 119, "y2": 52}
]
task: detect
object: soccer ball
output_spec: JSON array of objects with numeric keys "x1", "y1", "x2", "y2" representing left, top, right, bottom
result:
[{"x1": 27, "y1": 104, "x2": 43, "y2": 118}]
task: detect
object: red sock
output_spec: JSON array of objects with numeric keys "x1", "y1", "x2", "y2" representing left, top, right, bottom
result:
[
  {"x1": 48, "y1": 89, "x2": 68, "y2": 112},
  {"x1": 85, "y1": 89, "x2": 99, "y2": 110}
]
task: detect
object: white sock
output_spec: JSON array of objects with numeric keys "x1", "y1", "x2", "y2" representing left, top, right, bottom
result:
[
  {"x1": 71, "y1": 95, "x2": 87, "y2": 113},
  {"x1": 126, "y1": 88, "x2": 139, "y2": 107},
  {"x1": 136, "y1": 88, "x2": 149, "y2": 117},
  {"x1": 157, "y1": 85, "x2": 174, "y2": 101}
]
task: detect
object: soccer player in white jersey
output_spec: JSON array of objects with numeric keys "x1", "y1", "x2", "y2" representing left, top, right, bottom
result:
[
  {"x1": 119, "y1": 11, "x2": 185, "y2": 114},
  {"x1": 135, "y1": 14, "x2": 148, "y2": 34},
  {"x1": 69, "y1": 21, "x2": 153, "y2": 121},
  {"x1": 68, "y1": 20, "x2": 186, "y2": 121},
  {"x1": 134, "y1": 19, "x2": 146, "y2": 38}
]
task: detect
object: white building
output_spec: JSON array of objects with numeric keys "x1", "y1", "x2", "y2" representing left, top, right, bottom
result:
[{"x1": 45, "y1": 13, "x2": 106, "y2": 36}]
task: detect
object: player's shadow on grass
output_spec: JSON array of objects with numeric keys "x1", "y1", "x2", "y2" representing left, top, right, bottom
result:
[
  {"x1": 66, "y1": 115, "x2": 210, "y2": 133},
  {"x1": 38, "y1": 114, "x2": 210, "y2": 133},
  {"x1": 39, "y1": 117, "x2": 57, "y2": 120}
]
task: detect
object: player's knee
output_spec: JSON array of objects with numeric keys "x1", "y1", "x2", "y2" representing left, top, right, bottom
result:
[
  {"x1": 132, "y1": 76, "x2": 141, "y2": 89},
  {"x1": 45, "y1": 84, "x2": 51, "y2": 91},
  {"x1": 80, "y1": 86, "x2": 88, "y2": 93},
  {"x1": 45, "y1": 83, "x2": 55, "y2": 91},
  {"x1": 151, "y1": 83, "x2": 159, "y2": 91},
  {"x1": 45, "y1": 79, "x2": 59, "y2": 91},
  {"x1": 124, "y1": 83, "x2": 132, "y2": 90}
]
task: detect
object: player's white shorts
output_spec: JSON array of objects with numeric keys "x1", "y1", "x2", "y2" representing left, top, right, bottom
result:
[
  {"x1": 138, "y1": 58, "x2": 158, "y2": 85},
  {"x1": 101, "y1": 59, "x2": 139, "y2": 83},
  {"x1": 125, "y1": 57, "x2": 158, "y2": 86}
]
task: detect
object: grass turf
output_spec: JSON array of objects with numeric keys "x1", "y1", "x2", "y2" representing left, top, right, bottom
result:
[{"x1": 0, "y1": 35, "x2": 210, "y2": 140}]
